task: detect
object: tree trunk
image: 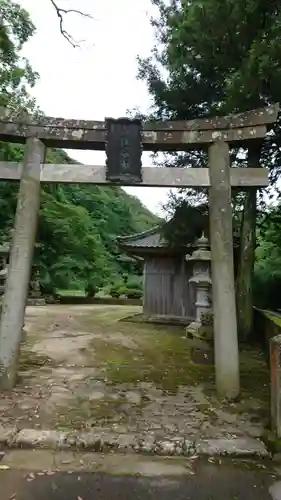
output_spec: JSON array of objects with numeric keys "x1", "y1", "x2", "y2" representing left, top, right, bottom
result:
[{"x1": 236, "y1": 143, "x2": 261, "y2": 342}]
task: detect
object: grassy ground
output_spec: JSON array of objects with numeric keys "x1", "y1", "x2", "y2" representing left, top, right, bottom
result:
[{"x1": 82, "y1": 308, "x2": 269, "y2": 401}]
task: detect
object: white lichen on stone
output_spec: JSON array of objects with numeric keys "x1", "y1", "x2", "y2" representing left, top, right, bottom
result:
[
  {"x1": 163, "y1": 132, "x2": 173, "y2": 141},
  {"x1": 72, "y1": 129, "x2": 84, "y2": 140},
  {"x1": 142, "y1": 131, "x2": 157, "y2": 142},
  {"x1": 211, "y1": 131, "x2": 222, "y2": 140}
]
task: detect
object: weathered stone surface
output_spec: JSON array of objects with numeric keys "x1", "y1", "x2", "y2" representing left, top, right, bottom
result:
[
  {"x1": 68, "y1": 432, "x2": 138, "y2": 453},
  {"x1": 0, "y1": 138, "x2": 45, "y2": 390},
  {"x1": 72, "y1": 432, "x2": 103, "y2": 451},
  {"x1": 186, "y1": 321, "x2": 202, "y2": 339},
  {"x1": 168, "y1": 436, "x2": 187, "y2": 456},
  {"x1": 0, "y1": 103, "x2": 277, "y2": 150},
  {"x1": 195, "y1": 437, "x2": 268, "y2": 457},
  {"x1": 0, "y1": 162, "x2": 269, "y2": 188},
  {"x1": 16, "y1": 429, "x2": 68, "y2": 449},
  {"x1": 88, "y1": 391, "x2": 106, "y2": 401},
  {"x1": 0, "y1": 305, "x2": 270, "y2": 459},
  {"x1": 137, "y1": 436, "x2": 156, "y2": 454},
  {"x1": 0, "y1": 103, "x2": 278, "y2": 130},
  {"x1": 116, "y1": 434, "x2": 138, "y2": 451},
  {"x1": 1, "y1": 449, "x2": 55, "y2": 469},
  {"x1": 209, "y1": 140, "x2": 240, "y2": 399},
  {"x1": 150, "y1": 103, "x2": 279, "y2": 130},
  {"x1": 125, "y1": 391, "x2": 142, "y2": 405},
  {"x1": 0, "y1": 423, "x2": 270, "y2": 458},
  {"x1": 183, "y1": 438, "x2": 195, "y2": 456},
  {"x1": 270, "y1": 481, "x2": 281, "y2": 500},
  {"x1": 155, "y1": 440, "x2": 176, "y2": 456},
  {"x1": 270, "y1": 334, "x2": 281, "y2": 438},
  {"x1": 153, "y1": 438, "x2": 186, "y2": 456},
  {"x1": 0, "y1": 425, "x2": 17, "y2": 446}
]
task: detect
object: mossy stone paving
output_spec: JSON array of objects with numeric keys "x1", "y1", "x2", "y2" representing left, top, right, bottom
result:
[{"x1": 0, "y1": 305, "x2": 270, "y2": 440}]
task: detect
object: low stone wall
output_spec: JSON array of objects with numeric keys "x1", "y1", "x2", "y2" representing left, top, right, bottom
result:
[
  {"x1": 256, "y1": 309, "x2": 281, "y2": 441},
  {"x1": 27, "y1": 297, "x2": 46, "y2": 306},
  {"x1": 56, "y1": 296, "x2": 142, "y2": 306},
  {"x1": 253, "y1": 308, "x2": 281, "y2": 360}
]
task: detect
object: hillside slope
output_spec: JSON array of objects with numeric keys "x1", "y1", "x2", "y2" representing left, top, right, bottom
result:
[{"x1": 0, "y1": 143, "x2": 160, "y2": 292}]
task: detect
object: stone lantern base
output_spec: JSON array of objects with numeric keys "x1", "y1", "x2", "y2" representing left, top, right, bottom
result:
[{"x1": 185, "y1": 320, "x2": 213, "y2": 343}]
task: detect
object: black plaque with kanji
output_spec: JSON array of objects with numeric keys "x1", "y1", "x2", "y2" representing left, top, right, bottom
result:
[{"x1": 105, "y1": 117, "x2": 142, "y2": 184}]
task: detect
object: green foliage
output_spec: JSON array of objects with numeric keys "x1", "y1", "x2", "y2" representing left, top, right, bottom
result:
[
  {"x1": 139, "y1": 0, "x2": 281, "y2": 117},
  {"x1": 109, "y1": 282, "x2": 124, "y2": 299},
  {"x1": 108, "y1": 279, "x2": 143, "y2": 300},
  {"x1": 125, "y1": 276, "x2": 142, "y2": 290},
  {"x1": 0, "y1": 143, "x2": 158, "y2": 293},
  {"x1": 162, "y1": 201, "x2": 209, "y2": 247},
  {"x1": 122, "y1": 276, "x2": 143, "y2": 299},
  {"x1": 137, "y1": 0, "x2": 281, "y2": 337},
  {"x1": 108, "y1": 275, "x2": 139, "y2": 297},
  {"x1": 85, "y1": 283, "x2": 99, "y2": 298},
  {"x1": 0, "y1": 0, "x2": 38, "y2": 111},
  {"x1": 254, "y1": 206, "x2": 281, "y2": 310},
  {"x1": 137, "y1": 0, "x2": 281, "y2": 184},
  {"x1": 0, "y1": 0, "x2": 158, "y2": 296},
  {"x1": 125, "y1": 288, "x2": 142, "y2": 299}
]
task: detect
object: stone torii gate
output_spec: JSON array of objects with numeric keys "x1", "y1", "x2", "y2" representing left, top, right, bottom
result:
[{"x1": 0, "y1": 104, "x2": 278, "y2": 396}]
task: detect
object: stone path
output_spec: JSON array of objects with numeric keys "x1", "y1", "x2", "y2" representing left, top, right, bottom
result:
[{"x1": 0, "y1": 305, "x2": 271, "y2": 454}]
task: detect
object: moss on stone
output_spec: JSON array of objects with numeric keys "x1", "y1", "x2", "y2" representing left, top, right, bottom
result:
[
  {"x1": 264, "y1": 312, "x2": 281, "y2": 328},
  {"x1": 19, "y1": 305, "x2": 271, "y2": 433},
  {"x1": 83, "y1": 309, "x2": 270, "y2": 402},
  {"x1": 89, "y1": 330, "x2": 214, "y2": 393},
  {"x1": 19, "y1": 349, "x2": 53, "y2": 371},
  {"x1": 261, "y1": 429, "x2": 281, "y2": 454},
  {"x1": 55, "y1": 397, "x2": 130, "y2": 430}
]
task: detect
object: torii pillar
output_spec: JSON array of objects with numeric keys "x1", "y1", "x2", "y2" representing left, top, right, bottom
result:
[
  {"x1": 0, "y1": 137, "x2": 44, "y2": 389},
  {"x1": 208, "y1": 140, "x2": 239, "y2": 399}
]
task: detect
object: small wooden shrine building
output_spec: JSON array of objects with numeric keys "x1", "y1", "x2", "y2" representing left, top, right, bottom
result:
[
  {"x1": 118, "y1": 226, "x2": 240, "y2": 324},
  {"x1": 118, "y1": 227, "x2": 197, "y2": 322}
]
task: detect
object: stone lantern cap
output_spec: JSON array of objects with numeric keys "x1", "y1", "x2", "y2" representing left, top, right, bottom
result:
[
  {"x1": 189, "y1": 274, "x2": 212, "y2": 285},
  {"x1": 185, "y1": 232, "x2": 211, "y2": 262}
]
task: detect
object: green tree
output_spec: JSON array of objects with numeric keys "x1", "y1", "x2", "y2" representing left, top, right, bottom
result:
[
  {"x1": 0, "y1": 0, "x2": 38, "y2": 111},
  {"x1": 254, "y1": 204, "x2": 281, "y2": 311},
  {"x1": 138, "y1": 0, "x2": 281, "y2": 340},
  {"x1": 0, "y1": 146, "x2": 158, "y2": 294},
  {"x1": 0, "y1": 0, "x2": 158, "y2": 292}
]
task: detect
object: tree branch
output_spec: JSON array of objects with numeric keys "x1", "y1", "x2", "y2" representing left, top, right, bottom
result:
[{"x1": 49, "y1": 0, "x2": 93, "y2": 47}]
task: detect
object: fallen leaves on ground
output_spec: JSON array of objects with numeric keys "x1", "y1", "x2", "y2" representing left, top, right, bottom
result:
[{"x1": 26, "y1": 472, "x2": 35, "y2": 481}]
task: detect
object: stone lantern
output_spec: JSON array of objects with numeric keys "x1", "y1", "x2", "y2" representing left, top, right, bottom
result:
[
  {"x1": 185, "y1": 232, "x2": 212, "y2": 339},
  {"x1": 28, "y1": 265, "x2": 45, "y2": 305}
]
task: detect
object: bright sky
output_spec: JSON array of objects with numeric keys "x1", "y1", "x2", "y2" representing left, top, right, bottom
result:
[{"x1": 18, "y1": 0, "x2": 170, "y2": 216}]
